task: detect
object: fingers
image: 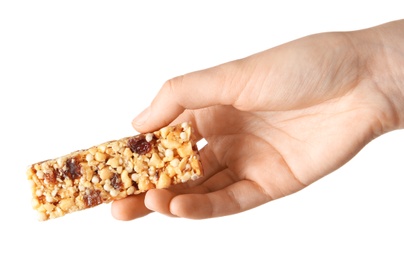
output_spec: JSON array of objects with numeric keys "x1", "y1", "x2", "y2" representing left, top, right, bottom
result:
[
  {"x1": 145, "y1": 167, "x2": 270, "y2": 219},
  {"x1": 144, "y1": 189, "x2": 176, "y2": 217},
  {"x1": 146, "y1": 179, "x2": 271, "y2": 219},
  {"x1": 111, "y1": 168, "x2": 270, "y2": 220},
  {"x1": 132, "y1": 62, "x2": 244, "y2": 133},
  {"x1": 111, "y1": 193, "x2": 152, "y2": 221}
]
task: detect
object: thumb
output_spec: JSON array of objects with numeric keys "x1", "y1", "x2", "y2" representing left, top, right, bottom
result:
[{"x1": 132, "y1": 62, "x2": 242, "y2": 133}]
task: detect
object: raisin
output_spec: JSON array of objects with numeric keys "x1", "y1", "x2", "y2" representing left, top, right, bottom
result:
[
  {"x1": 83, "y1": 190, "x2": 102, "y2": 208},
  {"x1": 110, "y1": 174, "x2": 122, "y2": 190},
  {"x1": 127, "y1": 135, "x2": 152, "y2": 155},
  {"x1": 61, "y1": 157, "x2": 82, "y2": 180}
]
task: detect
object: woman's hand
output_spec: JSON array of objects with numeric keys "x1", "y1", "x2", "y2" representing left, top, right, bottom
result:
[{"x1": 112, "y1": 19, "x2": 404, "y2": 220}]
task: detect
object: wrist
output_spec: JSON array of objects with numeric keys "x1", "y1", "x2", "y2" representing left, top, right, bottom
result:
[
  {"x1": 352, "y1": 20, "x2": 404, "y2": 131},
  {"x1": 375, "y1": 20, "x2": 404, "y2": 130}
]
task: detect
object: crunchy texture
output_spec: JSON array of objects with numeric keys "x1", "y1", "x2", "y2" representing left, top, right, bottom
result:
[{"x1": 26, "y1": 122, "x2": 202, "y2": 221}]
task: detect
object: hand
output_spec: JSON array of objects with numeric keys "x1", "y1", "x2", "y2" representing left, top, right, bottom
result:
[{"x1": 111, "y1": 20, "x2": 404, "y2": 220}]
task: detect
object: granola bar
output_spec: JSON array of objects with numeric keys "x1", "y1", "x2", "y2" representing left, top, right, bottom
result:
[{"x1": 26, "y1": 122, "x2": 203, "y2": 221}]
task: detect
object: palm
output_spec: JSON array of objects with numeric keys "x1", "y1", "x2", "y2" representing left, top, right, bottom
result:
[
  {"x1": 188, "y1": 82, "x2": 374, "y2": 216},
  {"x1": 194, "y1": 91, "x2": 376, "y2": 207}
]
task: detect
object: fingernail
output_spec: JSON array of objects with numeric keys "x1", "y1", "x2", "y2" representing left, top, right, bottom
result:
[{"x1": 133, "y1": 107, "x2": 151, "y2": 127}]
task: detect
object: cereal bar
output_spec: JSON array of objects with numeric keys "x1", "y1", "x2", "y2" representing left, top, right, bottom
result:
[{"x1": 26, "y1": 122, "x2": 203, "y2": 221}]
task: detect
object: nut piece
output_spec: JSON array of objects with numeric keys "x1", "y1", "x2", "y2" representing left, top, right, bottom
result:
[
  {"x1": 149, "y1": 153, "x2": 164, "y2": 168},
  {"x1": 156, "y1": 172, "x2": 171, "y2": 189},
  {"x1": 99, "y1": 168, "x2": 113, "y2": 180},
  {"x1": 95, "y1": 152, "x2": 107, "y2": 162}
]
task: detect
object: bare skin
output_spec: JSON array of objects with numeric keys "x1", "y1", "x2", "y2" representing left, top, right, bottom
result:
[{"x1": 112, "y1": 19, "x2": 404, "y2": 220}]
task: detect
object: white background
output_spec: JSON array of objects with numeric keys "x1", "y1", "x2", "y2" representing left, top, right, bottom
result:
[{"x1": 1, "y1": 1, "x2": 403, "y2": 259}]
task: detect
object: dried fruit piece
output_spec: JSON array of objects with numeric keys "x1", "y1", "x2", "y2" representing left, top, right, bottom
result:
[{"x1": 127, "y1": 135, "x2": 152, "y2": 155}]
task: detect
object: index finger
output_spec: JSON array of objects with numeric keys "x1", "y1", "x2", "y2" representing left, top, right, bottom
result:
[{"x1": 132, "y1": 61, "x2": 245, "y2": 133}]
